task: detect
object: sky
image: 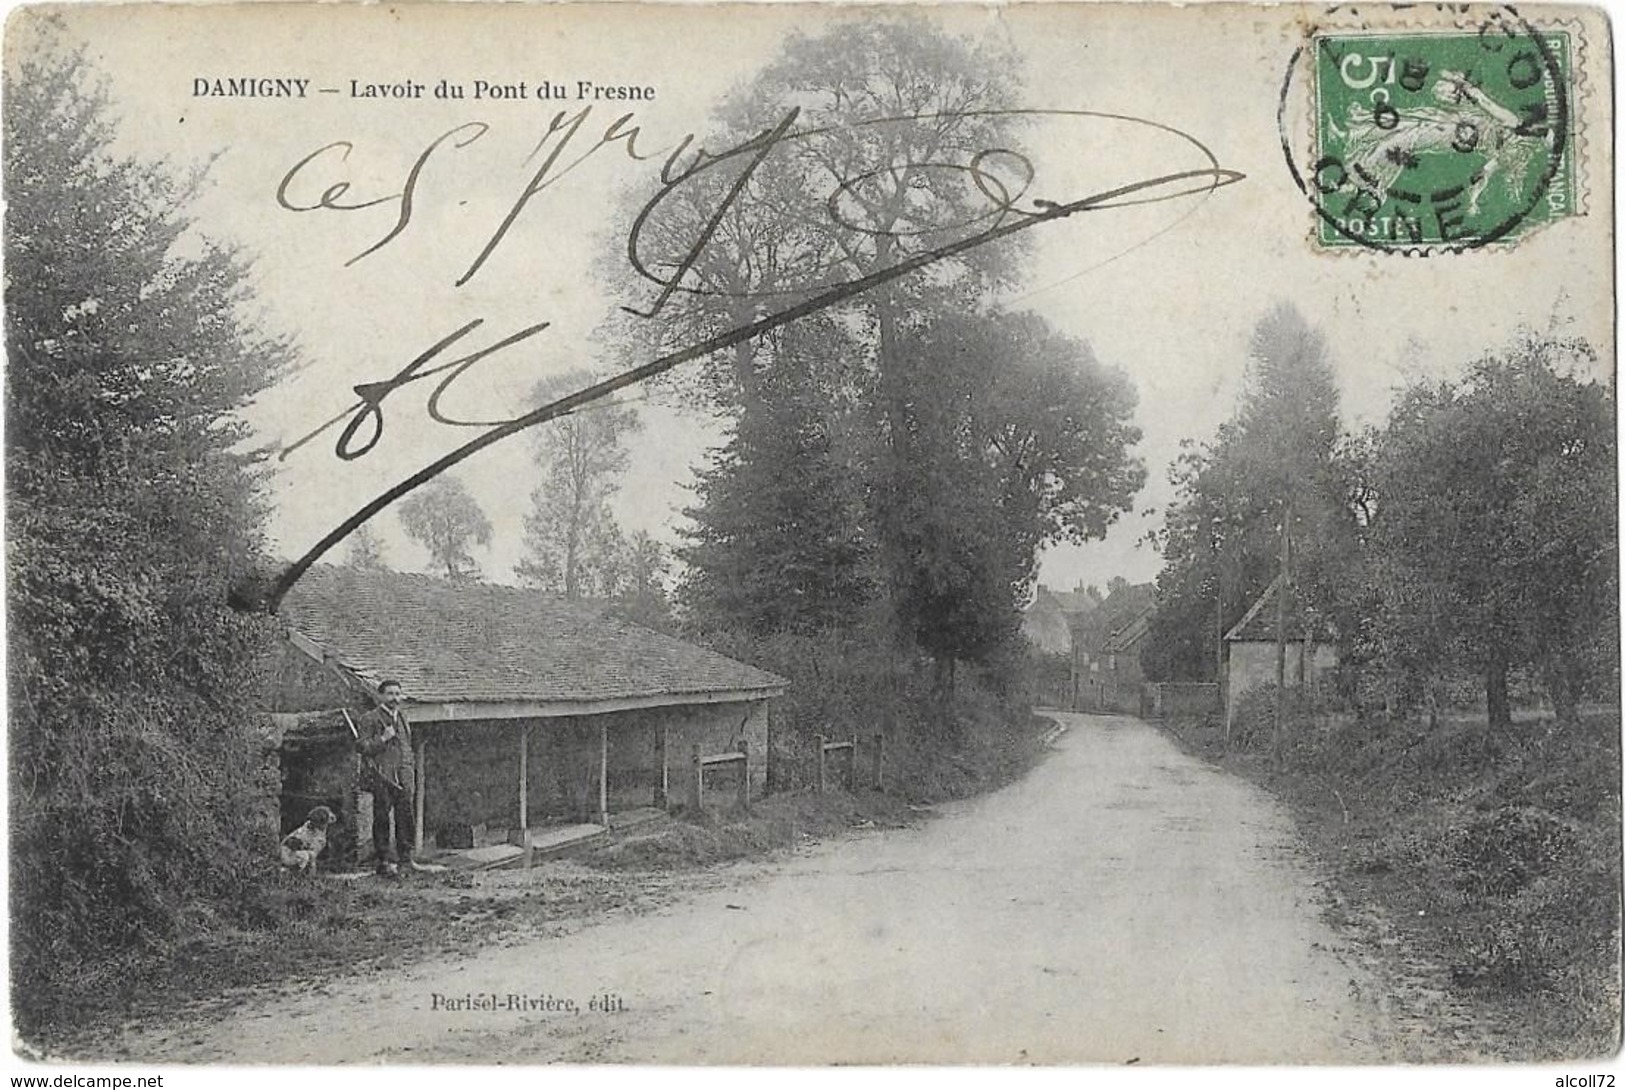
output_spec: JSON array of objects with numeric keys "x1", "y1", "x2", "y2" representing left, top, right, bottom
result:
[{"x1": 20, "y1": 1, "x2": 1615, "y2": 600}]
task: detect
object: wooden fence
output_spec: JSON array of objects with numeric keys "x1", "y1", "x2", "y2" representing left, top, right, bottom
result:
[
  {"x1": 1141, "y1": 681, "x2": 1221, "y2": 719},
  {"x1": 689, "y1": 744, "x2": 750, "y2": 812},
  {"x1": 814, "y1": 733, "x2": 884, "y2": 793}
]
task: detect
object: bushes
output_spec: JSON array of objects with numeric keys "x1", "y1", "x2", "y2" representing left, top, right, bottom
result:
[
  {"x1": 6, "y1": 32, "x2": 294, "y2": 1039},
  {"x1": 1431, "y1": 801, "x2": 1619, "y2": 1001},
  {"x1": 1174, "y1": 672, "x2": 1620, "y2": 1052},
  {"x1": 1446, "y1": 808, "x2": 1579, "y2": 899},
  {"x1": 9, "y1": 541, "x2": 288, "y2": 1037},
  {"x1": 1451, "y1": 847, "x2": 1618, "y2": 995},
  {"x1": 687, "y1": 621, "x2": 1045, "y2": 803},
  {"x1": 1224, "y1": 681, "x2": 1326, "y2": 752},
  {"x1": 1220, "y1": 700, "x2": 1621, "y2": 1050}
]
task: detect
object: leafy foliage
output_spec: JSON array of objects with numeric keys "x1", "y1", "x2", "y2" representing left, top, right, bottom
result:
[
  {"x1": 886, "y1": 312, "x2": 1143, "y2": 665},
  {"x1": 662, "y1": 22, "x2": 1141, "y2": 715},
  {"x1": 342, "y1": 523, "x2": 390, "y2": 571},
  {"x1": 515, "y1": 372, "x2": 641, "y2": 599},
  {"x1": 607, "y1": 530, "x2": 677, "y2": 631},
  {"x1": 397, "y1": 474, "x2": 491, "y2": 580},
  {"x1": 6, "y1": 26, "x2": 293, "y2": 1034},
  {"x1": 1145, "y1": 304, "x2": 1360, "y2": 682},
  {"x1": 1363, "y1": 332, "x2": 1616, "y2": 726},
  {"x1": 679, "y1": 321, "x2": 877, "y2": 635},
  {"x1": 606, "y1": 18, "x2": 1025, "y2": 418}
]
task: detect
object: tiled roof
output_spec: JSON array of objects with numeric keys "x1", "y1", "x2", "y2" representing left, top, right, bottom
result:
[
  {"x1": 1224, "y1": 576, "x2": 1333, "y2": 643},
  {"x1": 1021, "y1": 605, "x2": 1073, "y2": 654},
  {"x1": 279, "y1": 566, "x2": 787, "y2": 707},
  {"x1": 1102, "y1": 611, "x2": 1151, "y2": 654},
  {"x1": 1048, "y1": 589, "x2": 1100, "y2": 614},
  {"x1": 1074, "y1": 582, "x2": 1156, "y2": 652}
]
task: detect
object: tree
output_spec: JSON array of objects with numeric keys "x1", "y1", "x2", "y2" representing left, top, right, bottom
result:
[
  {"x1": 515, "y1": 372, "x2": 641, "y2": 599},
  {"x1": 611, "y1": 531, "x2": 676, "y2": 631},
  {"x1": 607, "y1": 18, "x2": 1025, "y2": 423},
  {"x1": 706, "y1": 24, "x2": 1032, "y2": 643},
  {"x1": 655, "y1": 23, "x2": 1110, "y2": 633},
  {"x1": 1367, "y1": 331, "x2": 1615, "y2": 728},
  {"x1": 680, "y1": 319, "x2": 878, "y2": 635},
  {"x1": 623, "y1": 18, "x2": 1148, "y2": 750},
  {"x1": 1145, "y1": 303, "x2": 1357, "y2": 682},
  {"x1": 6, "y1": 24, "x2": 293, "y2": 1032},
  {"x1": 342, "y1": 523, "x2": 389, "y2": 571},
  {"x1": 398, "y1": 475, "x2": 491, "y2": 579},
  {"x1": 885, "y1": 312, "x2": 1143, "y2": 674}
]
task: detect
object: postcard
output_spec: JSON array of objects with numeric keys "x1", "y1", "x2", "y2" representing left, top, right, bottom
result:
[{"x1": 5, "y1": 0, "x2": 1616, "y2": 1072}]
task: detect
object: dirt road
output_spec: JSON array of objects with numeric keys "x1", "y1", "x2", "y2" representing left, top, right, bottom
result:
[{"x1": 100, "y1": 712, "x2": 1399, "y2": 1064}]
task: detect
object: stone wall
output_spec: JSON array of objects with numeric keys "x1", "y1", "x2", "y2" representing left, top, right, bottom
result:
[
  {"x1": 1142, "y1": 682, "x2": 1221, "y2": 719},
  {"x1": 1224, "y1": 641, "x2": 1339, "y2": 729}
]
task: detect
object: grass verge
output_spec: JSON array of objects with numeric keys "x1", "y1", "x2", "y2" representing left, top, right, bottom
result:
[
  {"x1": 28, "y1": 710, "x2": 1053, "y2": 1057},
  {"x1": 1158, "y1": 707, "x2": 1621, "y2": 1060}
]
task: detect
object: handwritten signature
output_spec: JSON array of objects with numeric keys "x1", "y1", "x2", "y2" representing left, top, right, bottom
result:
[{"x1": 243, "y1": 105, "x2": 1244, "y2": 612}]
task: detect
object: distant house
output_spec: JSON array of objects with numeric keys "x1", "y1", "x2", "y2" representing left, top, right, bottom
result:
[
  {"x1": 266, "y1": 566, "x2": 786, "y2": 859},
  {"x1": 1072, "y1": 582, "x2": 1156, "y2": 713},
  {"x1": 1022, "y1": 589, "x2": 1073, "y2": 655},
  {"x1": 1021, "y1": 583, "x2": 1102, "y2": 654},
  {"x1": 1223, "y1": 576, "x2": 1338, "y2": 732},
  {"x1": 1099, "y1": 606, "x2": 1153, "y2": 714}
]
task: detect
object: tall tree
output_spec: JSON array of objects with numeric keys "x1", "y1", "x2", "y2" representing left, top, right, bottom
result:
[
  {"x1": 515, "y1": 371, "x2": 641, "y2": 599},
  {"x1": 1145, "y1": 303, "x2": 1357, "y2": 682},
  {"x1": 342, "y1": 522, "x2": 389, "y2": 571},
  {"x1": 5, "y1": 25, "x2": 293, "y2": 1031},
  {"x1": 695, "y1": 23, "x2": 1030, "y2": 638},
  {"x1": 641, "y1": 21, "x2": 1068, "y2": 653},
  {"x1": 680, "y1": 319, "x2": 877, "y2": 635},
  {"x1": 1368, "y1": 332, "x2": 1615, "y2": 728},
  {"x1": 611, "y1": 530, "x2": 676, "y2": 631},
  {"x1": 398, "y1": 475, "x2": 491, "y2": 580},
  {"x1": 608, "y1": 18, "x2": 1025, "y2": 424},
  {"x1": 887, "y1": 312, "x2": 1144, "y2": 673}
]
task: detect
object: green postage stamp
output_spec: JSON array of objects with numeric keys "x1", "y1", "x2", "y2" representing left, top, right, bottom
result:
[{"x1": 1306, "y1": 20, "x2": 1576, "y2": 250}]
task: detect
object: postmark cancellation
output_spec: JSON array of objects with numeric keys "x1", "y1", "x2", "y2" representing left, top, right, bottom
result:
[{"x1": 1282, "y1": 6, "x2": 1590, "y2": 253}]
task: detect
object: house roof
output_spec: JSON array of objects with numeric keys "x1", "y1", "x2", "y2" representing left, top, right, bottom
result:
[
  {"x1": 1102, "y1": 610, "x2": 1151, "y2": 654},
  {"x1": 1076, "y1": 582, "x2": 1156, "y2": 652},
  {"x1": 279, "y1": 566, "x2": 787, "y2": 711},
  {"x1": 1020, "y1": 604, "x2": 1072, "y2": 654},
  {"x1": 1047, "y1": 588, "x2": 1100, "y2": 615},
  {"x1": 1224, "y1": 576, "x2": 1333, "y2": 643}
]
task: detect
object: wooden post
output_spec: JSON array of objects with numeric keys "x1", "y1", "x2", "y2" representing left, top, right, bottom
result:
[
  {"x1": 873, "y1": 733, "x2": 885, "y2": 791},
  {"x1": 413, "y1": 732, "x2": 426, "y2": 855},
  {"x1": 761, "y1": 704, "x2": 772, "y2": 797},
  {"x1": 656, "y1": 723, "x2": 669, "y2": 808},
  {"x1": 598, "y1": 720, "x2": 609, "y2": 827},
  {"x1": 1213, "y1": 528, "x2": 1225, "y2": 744},
  {"x1": 849, "y1": 735, "x2": 858, "y2": 790},
  {"x1": 1273, "y1": 519, "x2": 1290, "y2": 768},
  {"x1": 815, "y1": 734, "x2": 826, "y2": 794},
  {"x1": 689, "y1": 744, "x2": 702, "y2": 810},
  {"x1": 518, "y1": 721, "x2": 529, "y2": 834},
  {"x1": 738, "y1": 751, "x2": 750, "y2": 811}
]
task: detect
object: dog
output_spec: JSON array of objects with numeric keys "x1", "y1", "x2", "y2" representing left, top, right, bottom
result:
[{"x1": 279, "y1": 805, "x2": 337, "y2": 873}]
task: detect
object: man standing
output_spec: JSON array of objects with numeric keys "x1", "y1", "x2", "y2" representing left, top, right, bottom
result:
[{"x1": 355, "y1": 678, "x2": 415, "y2": 877}]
